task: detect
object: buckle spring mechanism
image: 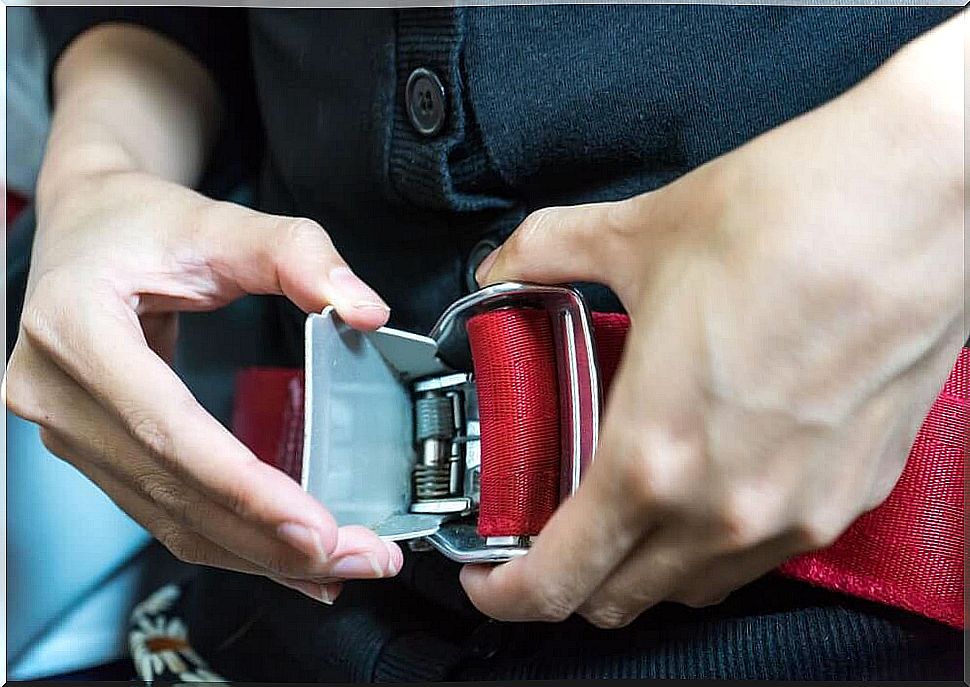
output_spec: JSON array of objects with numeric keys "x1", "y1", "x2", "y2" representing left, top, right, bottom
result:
[{"x1": 410, "y1": 373, "x2": 479, "y2": 514}]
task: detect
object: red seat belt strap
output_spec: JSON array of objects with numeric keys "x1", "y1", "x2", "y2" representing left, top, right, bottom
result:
[
  {"x1": 467, "y1": 309, "x2": 966, "y2": 629},
  {"x1": 467, "y1": 308, "x2": 562, "y2": 536},
  {"x1": 232, "y1": 367, "x2": 304, "y2": 483}
]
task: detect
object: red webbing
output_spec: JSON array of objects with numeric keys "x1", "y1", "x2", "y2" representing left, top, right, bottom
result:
[
  {"x1": 231, "y1": 313, "x2": 967, "y2": 627},
  {"x1": 590, "y1": 312, "x2": 631, "y2": 388},
  {"x1": 468, "y1": 309, "x2": 562, "y2": 536},
  {"x1": 7, "y1": 190, "x2": 27, "y2": 229},
  {"x1": 466, "y1": 308, "x2": 966, "y2": 628},
  {"x1": 778, "y1": 348, "x2": 968, "y2": 628},
  {"x1": 232, "y1": 367, "x2": 304, "y2": 483}
]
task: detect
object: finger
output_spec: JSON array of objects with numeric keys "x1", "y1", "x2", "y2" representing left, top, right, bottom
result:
[
  {"x1": 459, "y1": 321, "x2": 692, "y2": 624},
  {"x1": 33, "y1": 395, "x2": 319, "y2": 577},
  {"x1": 22, "y1": 336, "x2": 400, "y2": 581},
  {"x1": 475, "y1": 201, "x2": 643, "y2": 297},
  {"x1": 667, "y1": 538, "x2": 796, "y2": 610},
  {"x1": 459, "y1": 463, "x2": 646, "y2": 622},
  {"x1": 575, "y1": 534, "x2": 700, "y2": 628},
  {"x1": 21, "y1": 283, "x2": 372, "y2": 569},
  {"x1": 329, "y1": 525, "x2": 404, "y2": 579},
  {"x1": 39, "y1": 428, "x2": 270, "y2": 577},
  {"x1": 268, "y1": 576, "x2": 343, "y2": 605},
  {"x1": 48, "y1": 424, "x2": 347, "y2": 608},
  {"x1": 196, "y1": 203, "x2": 390, "y2": 329}
]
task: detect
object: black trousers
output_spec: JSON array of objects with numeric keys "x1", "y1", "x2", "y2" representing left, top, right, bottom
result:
[{"x1": 169, "y1": 554, "x2": 963, "y2": 682}]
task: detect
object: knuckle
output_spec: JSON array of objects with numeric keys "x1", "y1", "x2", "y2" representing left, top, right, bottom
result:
[
  {"x1": 680, "y1": 595, "x2": 714, "y2": 609},
  {"x1": 137, "y1": 471, "x2": 186, "y2": 515},
  {"x1": 125, "y1": 391, "x2": 199, "y2": 463},
  {"x1": 610, "y1": 423, "x2": 704, "y2": 515},
  {"x1": 37, "y1": 427, "x2": 65, "y2": 455},
  {"x1": 281, "y1": 218, "x2": 331, "y2": 253},
  {"x1": 617, "y1": 444, "x2": 673, "y2": 513},
  {"x1": 584, "y1": 605, "x2": 635, "y2": 630},
  {"x1": 792, "y1": 512, "x2": 847, "y2": 551},
  {"x1": 19, "y1": 301, "x2": 58, "y2": 352},
  {"x1": 519, "y1": 207, "x2": 557, "y2": 237},
  {"x1": 507, "y1": 209, "x2": 557, "y2": 260},
  {"x1": 219, "y1": 461, "x2": 262, "y2": 520},
  {"x1": 4, "y1": 359, "x2": 43, "y2": 424},
  {"x1": 157, "y1": 526, "x2": 208, "y2": 566},
  {"x1": 627, "y1": 460, "x2": 662, "y2": 508},
  {"x1": 716, "y1": 494, "x2": 769, "y2": 552},
  {"x1": 529, "y1": 584, "x2": 576, "y2": 622},
  {"x1": 675, "y1": 588, "x2": 729, "y2": 609},
  {"x1": 126, "y1": 410, "x2": 174, "y2": 460},
  {"x1": 21, "y1": 271, "x2": 78, "y2": 349}
]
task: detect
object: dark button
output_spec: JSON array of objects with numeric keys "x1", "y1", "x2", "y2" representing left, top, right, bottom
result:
[
  {"x1": 464, "y1": 619, "x2": 503, "y2": 660},
  {"x1": 406, "y1": 68, "x2": 447, "y2": 137},
  {"x1": 465, "y1": 237, "x2": 500, "y2": 293}
]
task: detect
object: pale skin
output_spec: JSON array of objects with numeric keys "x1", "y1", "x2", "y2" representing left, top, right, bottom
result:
[{"x1": 5, "y1": 13, "x2": 966, "y2": 625}]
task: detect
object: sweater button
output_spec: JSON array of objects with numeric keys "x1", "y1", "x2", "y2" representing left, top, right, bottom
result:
[
  {"x1": 406, "y1": 68, "x2": 447, "y2": 136},
  {"x1": 465, "y1": 237, "x2": 500, "y2": 293}
]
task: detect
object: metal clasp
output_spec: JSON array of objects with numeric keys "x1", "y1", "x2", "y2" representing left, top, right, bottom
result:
[{"x1": 301, "y1": 282, "x2": 601, "y2": 563}]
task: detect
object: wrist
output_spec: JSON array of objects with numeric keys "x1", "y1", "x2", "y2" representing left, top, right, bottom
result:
[
  {"x1": 864, "y1": 14, "x2": 963, "y2": 205},
  {"x1": 37, "y1": 22, "x2": 222, "y2": 210},
  {"x1": 35, "y1": 138, "x2": 142, "y2": 218}
]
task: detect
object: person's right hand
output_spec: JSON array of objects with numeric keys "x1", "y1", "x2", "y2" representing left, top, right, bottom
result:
[{"x1": 4, "y1": 168, "x2": 403, "y2": 605}]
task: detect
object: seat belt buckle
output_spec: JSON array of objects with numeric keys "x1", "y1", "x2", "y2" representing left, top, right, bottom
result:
[{"x1": 301, "y1": 282, "x2": 601, "y2": 563}]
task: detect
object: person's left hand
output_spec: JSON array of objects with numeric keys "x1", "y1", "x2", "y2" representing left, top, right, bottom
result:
[{"x1": 460, "y1": 17, "x2": 966, "y2": 628}]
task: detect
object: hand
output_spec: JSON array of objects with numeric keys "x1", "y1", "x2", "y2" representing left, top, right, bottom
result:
[
  {"x1": 461, "y1": 17, "x2": 965, "y2": 627},
  {"x1": 4, "y1": 170, "x2": 403, "y2": 604}
]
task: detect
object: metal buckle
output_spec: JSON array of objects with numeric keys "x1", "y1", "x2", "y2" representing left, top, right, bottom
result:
[{"x1": 301, "y1": 282, "x2": 601, "y2": 563}]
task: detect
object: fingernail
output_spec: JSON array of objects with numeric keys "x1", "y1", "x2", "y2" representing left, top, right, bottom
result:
[
  {"x1": 329, "y1": 266, "x2": 389, "y2": 312},
  {"x1": 475, "y1": 248, "x2": 500, "y2": 285},
  {"x1": 328, "y1": 552, "x2": 385, "y2": 578},
  {"x1": 319, "y1": 582, "x2": 342, "y2": 605},
  {"x1": 277, "y1": 522, "x2": 325, "y2": 561},
  {"x1": 278, "y1": 578, "x2": 339, "y2": 605},
  {"x1": 384, "y1": 541, "x2": 401, "y2": 575},
  {"x1": 353, "y1": 302, "x2": 391, "y2": 313}
]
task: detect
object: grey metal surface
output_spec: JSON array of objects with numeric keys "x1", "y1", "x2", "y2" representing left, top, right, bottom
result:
[
  {"x1": 426, "y1": 523, "x2": 530, "y2": 564},
  {"x1": 410, "y1": 497, "x2": 472, "y2": 515},
  {"x1": 303, "y1": 307, "x2": 430, "y2": 529},
  {"x1": 370, "y1": 513, "x2": 445, "y2": 541},
  {"x1": 367, "y1": 324, "x2": 450, "y2": 382}
]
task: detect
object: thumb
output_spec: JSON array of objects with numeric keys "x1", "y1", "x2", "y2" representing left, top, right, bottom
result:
[
  {"x1": 197, "y1": 202, "x2": 390, "y2": 330},
  {"x1": 475, "y1": 200, "x2": 641, "y2": 293}
]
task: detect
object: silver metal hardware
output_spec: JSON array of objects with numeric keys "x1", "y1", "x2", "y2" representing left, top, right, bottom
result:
[
  {"x1": 301, "y1": 282, "x2": 601, "y2": 563},
  {"x1": 412, "y1": 373, "x2": 477, "y2": 507},
  {"x1": 426, "y1": 523, "x2": 530, "y2": 564}
]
